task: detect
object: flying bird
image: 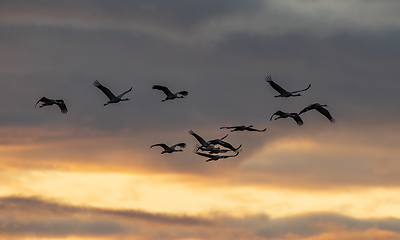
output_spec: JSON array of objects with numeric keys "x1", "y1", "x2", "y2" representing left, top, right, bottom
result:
[
  {"x1": 265, "y1": 75, "x2": 311, "y2": 98},
  {"x1": 152, "y1": 85, "x2": 188, "y2": 102},
  {"x1": 207, "y1": 137, "x2": 242, "y2": 152},
  {"x1": 220, "y1": 125, "x2": 266, "y2": 132},
  {"x1": 150, "y1": 143, "x2": 186, "y2": 154},
  {"x1": 195, "y1": 151, "x2": 240, "y2": 162},
  {"x1": 35, "y1": 97, "x2": 68, "y2": 114},
  {"x1": 94, "y1": 80, "x2": 132, "y2": 106},
  {"x1": 270, "y1": 110, "x2": 304, "y2": 126},
  {"x1": 299, "y1": 103, "x2": 335, "y2": 123},
  {"x1": 189, "y1": 130, "x2": 221, "y2": 152}
]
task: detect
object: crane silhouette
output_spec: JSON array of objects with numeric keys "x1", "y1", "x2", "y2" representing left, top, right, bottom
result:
[
  {"x1": 152, "y1": 85, "x2": 188, "y2": 102},
  {"x1": 299, "y1": 103, "x2": 335, "y2": 122},
  {"x1": 266, "y1": 75, "x2": 311, "y2": 97},
  {"x1": 150, "y1": 143, "x2": 186, "y2": 154},
  {"x1": 220, "y1": 125, "x2": 266, "y2": 132},
  {"x1": 35, "y1": 97, "x2": 68, "y2": 114},
  {"x1": 270, "y1": 110, "x2": 304, "y2": 126},
  {"x1": 94, "y1": 80, "x2": 132, "y2": 106}
]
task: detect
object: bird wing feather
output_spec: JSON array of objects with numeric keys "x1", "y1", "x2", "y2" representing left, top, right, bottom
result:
[
  {"x1": 270, "y1": 110, "x2": 284, "y2": 121},
  {"x1": 151, "y1": 143, "x2": 170, "y2": 151},
  {"x1": 189, "y1": 130, "x2": 207, "y2": 146},
  {"x1": 152, "y1": 85, "x2": 173, "y2": 97},
  {"x1": 35, "y1": 97, "x2": 51, "y2": 108},
  {"x1": 290, "y1": 113, "x2": 304, "y2": 126},
  {"x1": 117, "y1": 87, "x2": 132, "y2": 98},
  {"x1": 266, "y1": 79, "x2": 289, "y2": 95},
  {"x1": 315, "y1": 106, "x2": 335, "y2": 122},
  {"x1": 94, "y1": 80, "x2": 117, "y2": 100},
  {"x1": 171, "y1": 143, "x2": 186, "y2": 149},
  {"x1": 291, "y1": 84, "x2": 311, "y2": 94},
  {"x1": 55, "y1": 100, "x2": 68, "y2": 114},
  {"x1": 177, "y1": 91, "x2": 188, "y2": 96}
]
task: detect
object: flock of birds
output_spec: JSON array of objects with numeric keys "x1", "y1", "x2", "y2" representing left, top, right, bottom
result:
[{"x1": 35, "y1": 76, "x2": 335, "y2": 162}]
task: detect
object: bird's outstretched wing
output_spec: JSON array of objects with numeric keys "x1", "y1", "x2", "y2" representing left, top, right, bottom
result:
[
  {"x1": 117, "y1": 87, "x2": 132, "y2": 98},
  {"x1": 266, "y1": 76, "x2": 289, "y2": 95},
  {"x1": 212, "y1": 134, "x2": 228, "y2": 142},
  {"x1": 177, "y1": 91, "x2": 188, "y2": 96},
  {"x1": 270, "y1": 110, "x2": 284, "y2": 121},
  {"x1": 55, "y1": 100, "x2": 68, "y2": 114},
  {"x1": 171, "y1": 142, "x2": 186, "y2": 149},
  {"x1": 35, "y1": 97, "x2": 50, "y2": 108},
  {"x1": 315, "y1": 106, "x2": 335, "y2": 123},
  {"x1": 290, "y1": 113, "x2": 304, "y2": 126},
  {"x1": 246, "y1": 127, "x2": 266, "y2": 132},
  {"x1": 189, "y1": 130, "x2": 207, "y2": 146},
  {"x1": 152, "y1": 85, "x2": 173, "y2": 97},
  {"x1": 94, "y1": 80, "x2": 117, "y2": 100},
  {"x1": 151, "y1": 143, "x2": 169, "y2": 151},
  {"x1": 299, "y1": 104, "x2": 313, "y2": 115},
  {"x1": 209, "y1": 139, "x2": 241, "y2": 152},
  {"x1": 291, "y1": 84, "x2": 311, "y2": 94}
]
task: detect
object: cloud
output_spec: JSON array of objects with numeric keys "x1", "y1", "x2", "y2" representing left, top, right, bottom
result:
[
  {"x1": 2, "y1": 1, "x2": 400, "y2": 43},
  {"x1": 1, "y1": 1, "x2": 400, "y2": 239},
  {"x1": 1, "y1": 120, "x2": 400, "y2": 190},
  {"x1": 1, "y1": 196, "x2": 400, "y2": 239},
  {"x1": 0, "y1": 196, "x2": 213, "y2": 226}
]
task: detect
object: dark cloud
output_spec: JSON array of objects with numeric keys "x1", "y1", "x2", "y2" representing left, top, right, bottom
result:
[
  {"x1": 0, "y1": 218, "x2": 126, "y2": 237},
  {"x1": 1, "y1": 20, "x2": 399, "y2": 132},
  {"x1": 0, "y1": 196, "x2": 213, "y2": 226},
  {"x1": 0, "y1": 0, "x2": 264, "y2": 35}
]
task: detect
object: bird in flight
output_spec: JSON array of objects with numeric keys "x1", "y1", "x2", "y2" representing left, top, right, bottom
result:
[
  {"x1": 195, "y1": 151, "x2": 240, "y2": 162},
  {"x1": 152, "y1": 85, "x2": 188, "y2": 102},
  {"x1": 207, "y1": 136, "x2": 242, "y2": 152},
  {"x1": 94, "y1": 80, "x2": 132, "y2": 106},
  {"x1": 189, "y1": 130, "x2": 222, "y2": 152},
  {"x1": 220, "y1": 125, "x2": 266, "y2": 132},
  {"x1": 35, "y1": 97, "x2": 68, "y2": 114},
  {"x1": 299, "y1": 103, "x2": 335, "y2": 123},
  {"x1": 265, "y1": 75, "x2": 311, "y2": 98},
  {"x1": 150, "y1": 143, "x2": 186, "y2": 154},
  {"x1": 270, "y1": 110, "x2": 304, "y2": 126}
]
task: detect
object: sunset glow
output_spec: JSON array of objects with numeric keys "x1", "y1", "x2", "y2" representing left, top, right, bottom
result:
[{"x1": 1, "y1": 1, "x2": 400, "y2": 239}]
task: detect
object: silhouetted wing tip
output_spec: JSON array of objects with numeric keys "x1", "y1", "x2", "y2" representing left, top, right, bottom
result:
[
  {"x1": 179, "y1": 91, "x2": 188, "y2": 96},
  {"x1": 176, "y1": 143, "x2": 186, "y2": 148},
  {"x1": 93, "y1": 80, "x2": 101, "y2": 87}
]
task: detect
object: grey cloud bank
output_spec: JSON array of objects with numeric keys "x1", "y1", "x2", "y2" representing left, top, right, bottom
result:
[{"x1": 1, "y1": 196, "x2": 400, "y2": 239}]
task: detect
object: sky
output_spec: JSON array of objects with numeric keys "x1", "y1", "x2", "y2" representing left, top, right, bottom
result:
[{"x1": 1, "y1": 0, "x2": 400, "y2": 239}]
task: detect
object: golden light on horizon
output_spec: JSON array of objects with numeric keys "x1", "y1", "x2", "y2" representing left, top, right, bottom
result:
[{"x1": 2, "y1": 169, "x2": 400, "y2": 220}]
